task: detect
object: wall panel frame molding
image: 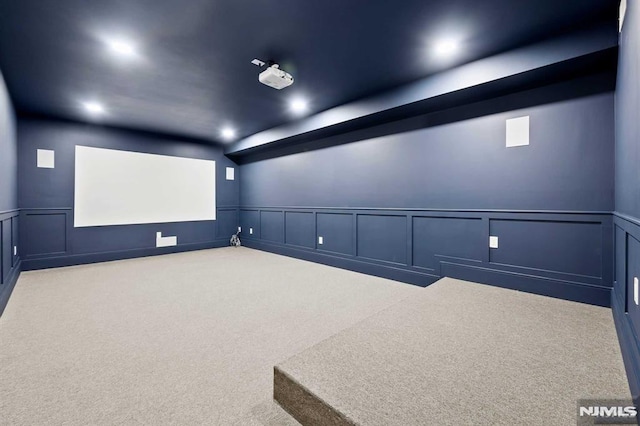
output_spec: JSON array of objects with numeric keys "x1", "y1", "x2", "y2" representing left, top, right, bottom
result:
[
  {"x1": 19, "y1": 207, "x2": 238, "y2": 271},
  {"x1": 0, "y1": 209, "x2": 21, "y2": 316},
  {"x1": 612, "y1": 212, "x2": 640, "y2": 407},
  {"x1": 241, "y1": 206, "x2": 613, "y2": 307},
  {"x1": 20, "y1": 208, "x2": 71, "y2": 259}
]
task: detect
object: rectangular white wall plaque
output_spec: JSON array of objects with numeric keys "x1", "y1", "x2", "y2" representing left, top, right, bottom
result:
[
  {"x1": 74, "y1": 146, "x2": 216, "y2": 227},
  {"x1": 226, "y1": 167, "x2": 235, "y2": 180},
  {"x1": 37, "y1": 149, "x2": 55, "y2": 168},
  {"x1": 506, "y1": 116, "x2": 529, "y2": 148}
]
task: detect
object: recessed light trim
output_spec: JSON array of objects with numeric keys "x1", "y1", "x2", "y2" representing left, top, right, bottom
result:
[
  {"x1": 82, "y1": 101, "x2": 105, "y2": 116},
  {"x1": 106, "y1": 38, "x2": 137, "y2": 58},
  {"x1": 433, "y1": 39, "x2": 459, "y2": 57},
  {"x1": 289, "y1": 97, "x2": 309, "y2": 115},
  {"x1": 221, "y1": 127, "x2": 236, "y2": 141}
]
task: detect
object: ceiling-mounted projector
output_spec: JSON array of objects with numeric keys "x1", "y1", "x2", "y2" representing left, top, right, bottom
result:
[{"x1": 252, "y1": 59, "x2": 294, "y2": 90}]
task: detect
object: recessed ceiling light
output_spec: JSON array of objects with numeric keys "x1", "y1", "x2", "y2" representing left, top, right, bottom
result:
[
  {"x1": 82, "y1": 101, "x2": 105, "y2": 116},
  {"x1": 434, "y1": 39, "x2": 459, "y2": 57},
  {"x1": 289, "y1": 97, "x2": 308, "y2": 115},
  {"x1": 221, "y1": 127, "x2": 236, "y2": 140},
  {"x1": 106, "y1": 39, "x2": 137, "y2": 58}
]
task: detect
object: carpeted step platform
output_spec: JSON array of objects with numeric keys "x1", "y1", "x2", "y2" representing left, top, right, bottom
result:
[{"x1": 274, "y1": 278, "x2": 630, "y2": 425}]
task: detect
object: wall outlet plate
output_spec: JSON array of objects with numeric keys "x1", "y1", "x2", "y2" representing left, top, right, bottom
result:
[
  {"x1": 249, "y1": 228, "x2": 253, "y2": 234},
  {"x1": 238, "y1": 226, "x2": 241, "y2": 233},
  {"x1": 318, "y1": 236, "x2": 323, "y2": 245},
  {"x1": 489, "y1": 236, "x2": 499, "y2": 249}
]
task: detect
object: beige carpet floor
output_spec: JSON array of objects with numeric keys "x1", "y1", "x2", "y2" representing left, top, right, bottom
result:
[
  {"x1": 0, "y1": 247, "x2": 422, "y2": 425},
  {"x1": 276, "y1": 278, "x2": 630, "y2": 426}
]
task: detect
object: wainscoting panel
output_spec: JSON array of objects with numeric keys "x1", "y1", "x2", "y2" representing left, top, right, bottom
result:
[
  {"x1": 216, "y1": 208, "x2": 239, "y2": 240},
  {"x1": 0, "y1": 210, "x2": 20, "y2": 316},
  {"x1": 412, "y1": 216, "x2": 484, "y2": 272},
  {"x1": 19, "y1": 207, "x2": 235, "y2": 270},
  {"x1": 2, "y1": 219, "x2": 11, "y2": 283},
  {"x1": 612, "y1": 213, "x2": 640, "y2": 407},
  {"x1": 317, "y1": 213, "x2": 354, "y2": 256},
  {"x1": 626, "y1": 235, "x2": 640, "y2": 338},
  {"x1": 357, "y1": 214, "x2": 407, "y2": 265},
  {"x1": 489, "y1": 219, "x2": 603, "y2": 278},
  {"x1": 242, "y1": 207, "x2": 613, "y2": 307},
  {"x1": 285, "y1": 211, "x2": 315, "y2": 249},
  {"x1": 240, "y1": 209, "x2": 260, "y2": 239},
  {"x1": 21, "y1": 209, "x2": 69, "y2": 258},
  {"x1": 260, "y1": 211, "x2": 284, "y2": 243},
  {"x1": 11, "y1": 216, "x2": 18, "y2": 267},
  {"x1": 615, "y1": 225, "x2": 627, "y2": 307}
]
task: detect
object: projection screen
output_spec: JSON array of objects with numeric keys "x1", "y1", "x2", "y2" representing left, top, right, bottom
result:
[{"x1": 74, "y1": 146, "x2": 216, "y2": 227}]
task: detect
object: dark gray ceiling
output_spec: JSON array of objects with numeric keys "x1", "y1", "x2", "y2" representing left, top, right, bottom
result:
[{"x1": 0, "y1": 0, "x2": 617, "y2": 144}]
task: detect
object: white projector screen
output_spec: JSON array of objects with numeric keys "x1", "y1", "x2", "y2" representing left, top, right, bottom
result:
[{"x1": 74, "y1": 146, "x2": 216, "y2": 227}]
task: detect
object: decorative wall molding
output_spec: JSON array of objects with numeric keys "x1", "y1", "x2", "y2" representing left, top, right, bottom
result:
[
  {"x1": 0, "y1": 210, "x2": 20, "y2": 316},
  {"x1": 240, "y1": 206, "x2": 613, "y2": 307},
  {"x1": 612, "y1": 213, "x2": 640, "y2": 405}
]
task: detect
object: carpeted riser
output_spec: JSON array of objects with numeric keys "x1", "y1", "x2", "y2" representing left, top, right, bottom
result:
[
  {"x1": 274, "y1": 367, "x2": 353, "y2": 426},
  {"x1": 273, "y1": 278, "x2": 630, "y2": 425}
]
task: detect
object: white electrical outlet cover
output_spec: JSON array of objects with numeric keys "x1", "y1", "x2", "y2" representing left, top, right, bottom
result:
[
  {"x1": 238, "y1": 226, "x2": 241, "y2": 232},
  {"x1": 318, "y1": 236, "x2": 323, "y2": 245},
  {"x1": 249, "y1": 228, "x2": 253, "y2": 234},
  {"x1": 634, "y1": 277, "x2": 638, "y2": 306},
  {"x1": 489, "y1": 236, "x2": 499, "y2": 249}
]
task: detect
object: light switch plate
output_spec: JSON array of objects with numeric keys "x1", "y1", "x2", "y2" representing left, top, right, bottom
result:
[
  {"x1": 489, "y1": 236, "x2": 499, "y2": 249},
  {"x1": 635, "y1": 277, "x2": 639, "y2": 306},
  {"x1": 318, "y1": 236, "x2": 323, "y2": 245},
  {"x1": 249, "y1": 228, "x2": 253, "y2": 234},
  {"x1": 238, "y1": 226, "x2": 241, "y2": 233}
]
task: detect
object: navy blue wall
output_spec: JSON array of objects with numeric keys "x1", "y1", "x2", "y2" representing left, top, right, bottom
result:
[
  {"x1": 242, "y1": 92, "x2": 613, "y2": 211},
  {"x1": 17, "y1": 118, "x2": 240, "y2": 270},
  {"x1": 613, "y1": 0, "x2": 640, "y2": 407},
  {"x1": 0, "y1": 69, "x2": 20, "y2": 315},
  {"x1": 240, "y1": 90, "x2": 615, "y2": 307}
]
